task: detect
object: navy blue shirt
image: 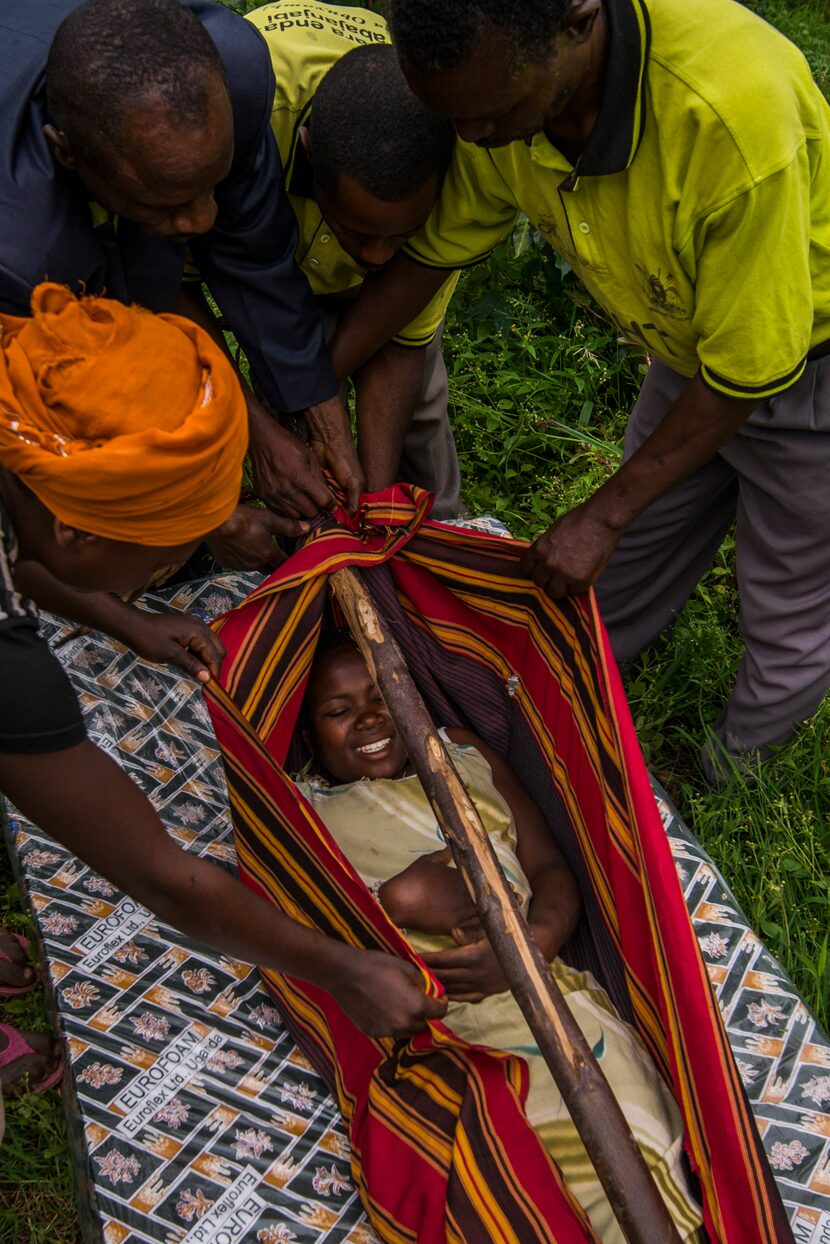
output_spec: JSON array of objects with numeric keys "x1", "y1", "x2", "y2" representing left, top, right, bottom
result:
[{"x1": 0, "y1": 0, "x2": 335, "y2": 412}]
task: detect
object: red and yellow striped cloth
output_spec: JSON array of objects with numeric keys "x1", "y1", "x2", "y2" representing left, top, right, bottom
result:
[{"x1": 205, "y1": 485, "x2": 788, "y2": 1243}]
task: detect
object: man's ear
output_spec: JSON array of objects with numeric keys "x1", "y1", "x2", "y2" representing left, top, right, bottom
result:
[
  {"x1": 299, "y1": 125, "x2": 312, "y2": 162},
  {"x1": 562, "y1": 0, "x2": 602, "y2": 44},
  {"x1": 43, "y1": 124, "x2": 78, "y2": 171},
  {"x1": 53, "y1": 519, "x2": 99, "y2": 551}
]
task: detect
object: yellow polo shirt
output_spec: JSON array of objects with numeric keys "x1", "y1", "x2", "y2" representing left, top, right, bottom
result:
[
  {"x1": 246, "y1": 0, "x2": 458, "y2": 349},
  {"x1": 405, "y1": 0, "x2": 830, "y2": 399}
]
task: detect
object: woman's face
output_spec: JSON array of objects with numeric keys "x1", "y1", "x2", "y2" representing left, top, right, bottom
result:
[{"x1": 305, "y1": 645, "x2": 409, "y2": 783}]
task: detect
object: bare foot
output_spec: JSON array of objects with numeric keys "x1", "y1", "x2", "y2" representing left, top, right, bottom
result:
[
  {"x1": 0, "y1": 1025, "x2": 60, "y2": 1096},
  {"x1": 0, "y1": 929, "x2": 36, "y2": 991}
]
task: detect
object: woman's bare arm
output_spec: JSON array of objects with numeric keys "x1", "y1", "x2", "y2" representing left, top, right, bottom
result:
[{"x1": 0, "y1": 740, "x2": 446, "y2": 1037}]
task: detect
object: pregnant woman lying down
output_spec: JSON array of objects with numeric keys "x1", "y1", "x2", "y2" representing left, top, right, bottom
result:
[{"x1": 295, "y1": 635, "x2": 703, "y2": 1242}]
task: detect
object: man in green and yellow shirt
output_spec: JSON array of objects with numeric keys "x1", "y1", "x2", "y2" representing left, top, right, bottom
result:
[
  {"x1": 246, "y1": 1, "x2": 463, "y2": 517},
  {"x1": 338, "y1": 0, "x2": 830, "y2": 778}
]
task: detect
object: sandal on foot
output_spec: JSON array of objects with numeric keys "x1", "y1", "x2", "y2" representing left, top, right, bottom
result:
[
  {"x1": 0, "y1": 932, "x2": 40, "y2": 998},
  {"x1": 0, "y1": 1022, "x2": 63, "y2": 1094}
]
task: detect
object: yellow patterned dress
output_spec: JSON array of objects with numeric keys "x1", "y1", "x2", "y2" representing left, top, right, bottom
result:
[{"x1": 298, "y1": 739, "x2": 703, "y2": 1240}]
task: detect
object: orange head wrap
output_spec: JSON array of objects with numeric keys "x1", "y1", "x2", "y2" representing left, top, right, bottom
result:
[{"x1": 0, "y1": 284, "x2": 248, "y2": 545}]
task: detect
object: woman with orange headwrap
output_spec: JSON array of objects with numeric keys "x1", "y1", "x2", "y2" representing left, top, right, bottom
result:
[
  {"x1": 0, "y1": 286, "x2": 443, "y2": 1114},
  {"x1": 0, "y1": 280, "x2": 252, "y2": 680}
]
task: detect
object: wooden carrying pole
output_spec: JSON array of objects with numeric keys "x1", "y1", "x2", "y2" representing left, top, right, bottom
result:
[{"x1": 331, "y1": 566, "x2": 682, "y2": 1244}]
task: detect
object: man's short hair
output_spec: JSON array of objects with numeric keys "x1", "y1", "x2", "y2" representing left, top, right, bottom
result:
[
  {"x1": 308, "y1": 44, "x2": 455, "y2": 202},
  {"x1": 387, "y1": 0, "x2": 569, "y2": 75},
  {"x1": 47, "y1": 0, "x2": 227, "y2": 166}
]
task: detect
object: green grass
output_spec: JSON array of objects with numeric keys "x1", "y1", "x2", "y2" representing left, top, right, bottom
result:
[
  {"x1": 3, "y1": 0, "x2": 829, "y2": 1237},
  {"x1": 0, "y1": 874, "x2": 80, "y2": 1243}
]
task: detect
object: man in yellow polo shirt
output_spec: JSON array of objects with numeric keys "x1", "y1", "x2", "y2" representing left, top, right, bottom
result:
[
  {"x1": 246, "y1": 1, "x2": 463, "y2": 518},
  {"x1": 338, "y1": 0, "x2": 830, "y2": 779}
]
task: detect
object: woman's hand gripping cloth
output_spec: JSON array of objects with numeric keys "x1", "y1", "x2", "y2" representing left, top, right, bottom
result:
[{"x1": 0, "y1": 283, "x2": 248, "y2": 543}]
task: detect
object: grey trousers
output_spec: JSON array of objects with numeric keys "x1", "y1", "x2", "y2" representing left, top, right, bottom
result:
[
  {"x1": 595, "y1": 356, "x2": 830, "y2": 753},
  {"x1": 322, "y1": 304, "x2": 462, "y2": 520},
  {"x1": 397, "y1": 326, "x2": 463, "y2": 520}
]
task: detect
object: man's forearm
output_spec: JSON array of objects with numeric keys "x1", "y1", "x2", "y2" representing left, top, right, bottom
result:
[
  {"x1": 178, "y1": 284, "x2": 347, "y2": 521},
  {"x1": 522, "y1": 373, "x2": 758, "y2": 595},
  {"x1": 354, "y1": 343, "x2": 426, "y2": 491},
  {"x1": 589, "y1": 372, "x2": 755, "y2": 532},
  {"x1": 330, "y1": 256, "x2": 450, "y2": 383},
  {"x1": 177, "y1": 283, "x2": 226, "y2": 345},
  {"x1": 178, "y1": 284, "x2": 275, "y2": 436}
]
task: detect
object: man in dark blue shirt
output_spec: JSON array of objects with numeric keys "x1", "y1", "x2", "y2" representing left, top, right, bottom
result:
[{"x1": 0, "y1": 0, "x2": 362, "y2": 565}]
